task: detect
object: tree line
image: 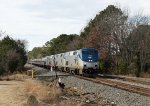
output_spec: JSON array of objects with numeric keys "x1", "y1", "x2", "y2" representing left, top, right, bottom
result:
[
  {"x1": 28, "y1": 5, "x2": 150, "y2": 77},
  {"x1": 0, "y1": 36, "x2": 27, "y2": 75}
]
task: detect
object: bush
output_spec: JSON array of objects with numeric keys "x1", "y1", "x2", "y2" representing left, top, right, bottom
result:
[
  {"x1": 99, "y1": 59, "x2": 105, "y2": 73},
  {"x1": 0, "y1": 36, "x2": 27, "y2": 75},
  {"x1": 117, "y1": 62, "x2": 127, "y2": 75},
  {"x1": 127, "y1": 63, "x2": 137, "y2": 75},
  {"x1": 99, "y1": 59, "x2": 113, "y2": 74},
  {"x1": 0, "y1": 66, "x2": 5, "y2": 75}
]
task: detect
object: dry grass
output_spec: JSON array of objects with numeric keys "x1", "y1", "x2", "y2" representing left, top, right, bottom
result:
[
  {"x1": 123, "y1": 73, "x2": 150, "y2": 78},
  {"x1": 140, "y1": 72, "x2": 150, "y2": 78},
  {"x1": 24, "y1": 79, "x2": 82, "y2": 106},
  {"x1": 0, "y1": 74, "x2": 29, "y2": 81},
  {"x1": 24, "y1": 79, "x2": 62, "y2": 104}
]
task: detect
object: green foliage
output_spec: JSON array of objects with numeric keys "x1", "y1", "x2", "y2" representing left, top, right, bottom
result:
[
  {"x1": 28, "y1": 47, "x2": 48, "y2": 59},
  {"x1": 0, "y1": 65, "x2": 5, "y2": 75},
  {"x1": 0, "y1": 36, "x2": 27, "y2": 75},
  {"x1": 117, "y1": 62, "x2": 127, "y2": 75},
  {"x1": 127, "y1": 63, "x2": 138, "y2": 75},
  {"x1": 46, "y1": 34, "x2": 80, "y2": 55},
  {"x1": 99, "y1": 59, "x2": 105, "y2": 72}
]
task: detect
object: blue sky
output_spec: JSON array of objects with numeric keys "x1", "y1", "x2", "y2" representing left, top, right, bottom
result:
[{"x1": 0, "y1": 0, "x2": 150, "y2": 51}]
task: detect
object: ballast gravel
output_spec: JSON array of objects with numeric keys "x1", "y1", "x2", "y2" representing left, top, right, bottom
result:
[{"x1": 60, "y1": 76, "x2": 150, "y2": 106}]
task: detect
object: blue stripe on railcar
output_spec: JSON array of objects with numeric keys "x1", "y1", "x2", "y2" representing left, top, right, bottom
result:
[{"x1": 79, "y1": 48, "x2": 99, "y2": 62}]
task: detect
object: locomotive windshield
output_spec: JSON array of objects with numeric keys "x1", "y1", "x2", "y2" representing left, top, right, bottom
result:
[
  {"x1": 82, "y1": 50, "x2": 98, "y2": 55},
  {"x1": 81, "y1": 48, "x2": 99, "y2": 62}
]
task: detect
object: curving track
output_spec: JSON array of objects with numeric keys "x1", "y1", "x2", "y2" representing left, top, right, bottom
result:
[{"x1": 75, "y1": 75, "x2": 150, "y2": 97}]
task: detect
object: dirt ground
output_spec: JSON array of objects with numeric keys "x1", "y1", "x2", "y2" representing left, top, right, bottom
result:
[{"x1": 0, "y1": 81, "x2": 26, "y2": 106}]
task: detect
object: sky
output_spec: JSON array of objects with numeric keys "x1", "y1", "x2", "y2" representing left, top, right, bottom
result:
[{"x1": 0, "y1": 0, "x2": 150, "y2": 51}]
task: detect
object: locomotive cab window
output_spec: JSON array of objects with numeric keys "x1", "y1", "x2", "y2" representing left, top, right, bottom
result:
[{"x1": 82, "y1": 51, "x2": 88, "y2": 54}]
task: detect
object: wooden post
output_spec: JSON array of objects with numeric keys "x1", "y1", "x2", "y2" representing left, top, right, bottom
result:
[
  {"x1": 27, "y1": 71, "x2": 28, "y2": 75},
  {"x1": 32, "y1": 70, "x2": 34, "y2": 79}
]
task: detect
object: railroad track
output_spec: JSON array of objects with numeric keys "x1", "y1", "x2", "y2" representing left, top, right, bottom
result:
[
  {"x1": 76, "y1": 75, "x2": 150, "y2": 97},
  {"x1": 98, "y1": 74, "x2": 150, "y2": 86}
]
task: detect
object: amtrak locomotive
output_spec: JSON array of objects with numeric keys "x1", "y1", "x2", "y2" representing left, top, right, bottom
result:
[{"x1": 29, "y1": 48, "x2": 99, "y2": 76}]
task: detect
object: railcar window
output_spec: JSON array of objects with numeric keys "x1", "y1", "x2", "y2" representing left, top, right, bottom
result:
[
  {"x1": 60, "y1": 54, "x2": 62, "y2": 57},
  {"x1": 66, "y1": 61, "x2": 68, "y2": 65},
  {"x1": 73, "y1": 52, "x2": 76, "y2": 55}
]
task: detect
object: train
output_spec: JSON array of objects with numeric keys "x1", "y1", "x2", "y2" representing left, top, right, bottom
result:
[{"x1": 29, "y1": 48, "x2": 99, "y2": 76}]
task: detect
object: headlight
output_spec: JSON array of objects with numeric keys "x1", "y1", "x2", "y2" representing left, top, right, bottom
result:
[{"x1": 91, "y1": 60, "x2": 93, "y2": 62}]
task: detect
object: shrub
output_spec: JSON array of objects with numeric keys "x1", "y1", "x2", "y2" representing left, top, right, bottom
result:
[
  {"x1": 0, "y1": 36, "x2": 27, "y2": 75},
  {"x1": 0, "y1": 66, "x2": 5, "y2": 75},
  {"x1": 117, "y1": 62, "x2": 127, "y2": 75},
  {"x1": 99, "y1": 59, "x2": 105, "y2": 73}
]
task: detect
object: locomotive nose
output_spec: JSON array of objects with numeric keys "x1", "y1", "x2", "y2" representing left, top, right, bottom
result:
[{"x1": 83, "y1": 62, "x2": 98, "y2": 69}]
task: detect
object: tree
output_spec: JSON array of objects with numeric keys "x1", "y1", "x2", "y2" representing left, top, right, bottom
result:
[
  {"x1": 129, "y1": 25, "x2": 150, "y2": 76},
  {"x1": 80, "y1": 5, "x2": 128, "y2": 74},
  {"x1": 0, "y1": 36, "x2": 27, "y2": 74},
  {"x1": 28, "y1": 47, "x2": 48, "y2": 59},
  {"x1": 82, "y1": 5, "x2": 128, "y2": 58},
  {"x1": 45, "y1": 34, "x2": 80, "y2": 55}
]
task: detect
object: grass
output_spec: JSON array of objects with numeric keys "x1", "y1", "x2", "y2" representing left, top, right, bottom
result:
[
  {"x1": 24, "y1": 79, "x2": 83, "y2": 106},
  {"x1": 140, "y1": 72, "x2": 150, "y2": 78},
  {"x1": 0, "y1": 74, "x2": 29, "y2": 81},
  {"x1": 24, "y1": 79, "x2": 62, "y2": 104}
]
